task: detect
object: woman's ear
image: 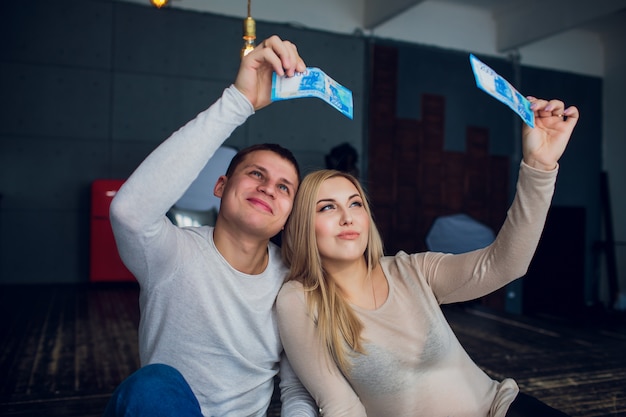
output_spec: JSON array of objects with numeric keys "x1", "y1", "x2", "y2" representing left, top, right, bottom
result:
[{"x1": 213, "y1": 175, "x2": 227, "y2": 198}]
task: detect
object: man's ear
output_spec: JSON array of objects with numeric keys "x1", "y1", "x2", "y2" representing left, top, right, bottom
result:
[{"x1": 214, "y1": 175, "x2": 227, "y2": 198}]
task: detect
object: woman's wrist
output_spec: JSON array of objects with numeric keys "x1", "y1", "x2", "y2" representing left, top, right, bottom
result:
[{"x1": 523, "y1": 157, "x2": 557, "y2": 171}]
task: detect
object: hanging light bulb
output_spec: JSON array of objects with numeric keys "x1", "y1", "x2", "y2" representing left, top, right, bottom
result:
[
  {"x1": 150, "y1": 0, "x2": 169, "y2": 8},
  {"x1": 241, "y1": 0, "x2": 256, "y2": 58}
]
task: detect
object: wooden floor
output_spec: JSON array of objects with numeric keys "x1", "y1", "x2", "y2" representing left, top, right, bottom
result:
[{"x1": 1, "y1": 283, "x2": 625, "y2": 417}]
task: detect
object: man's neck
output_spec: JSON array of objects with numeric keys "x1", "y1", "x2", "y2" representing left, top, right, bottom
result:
[{"x1": 212, "y1": 220, "x2": 270, "y2": 275}]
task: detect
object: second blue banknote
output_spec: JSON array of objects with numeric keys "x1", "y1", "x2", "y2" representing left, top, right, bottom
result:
[{"x1": 469, "y1": 54, "x2": 534, "y2": 128}]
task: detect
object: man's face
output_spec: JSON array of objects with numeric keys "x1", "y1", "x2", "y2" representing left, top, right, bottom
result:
[{"x1": 214, "y1": 150, "x2": 299, "y2": 239}]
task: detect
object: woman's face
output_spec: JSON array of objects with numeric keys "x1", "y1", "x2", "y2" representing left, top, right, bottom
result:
[{"x1": 314, "y1": 176, "x2": 370, "y2": 265}]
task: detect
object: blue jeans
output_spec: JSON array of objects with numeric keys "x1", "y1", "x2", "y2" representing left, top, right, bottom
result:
[{"x1": 103, "y1": 363, "x2": 204, "y2": 417}]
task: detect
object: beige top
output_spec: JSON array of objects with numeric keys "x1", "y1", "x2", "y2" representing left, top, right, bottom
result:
[{"x1": 277, "y1": 162, "x2": 557, "y2": 417}]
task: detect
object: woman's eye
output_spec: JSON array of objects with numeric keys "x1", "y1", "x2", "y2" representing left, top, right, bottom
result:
[
  {"x1": 350, "y1": 200, "x2": 363, "y2": 208},
  {"x1": 319, "y1": 204, "x2": 334, "y2": 212}
]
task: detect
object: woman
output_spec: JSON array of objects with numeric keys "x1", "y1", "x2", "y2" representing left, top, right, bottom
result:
[{"x1": 277, "y1": 97, "x2": 579, "y2": 417}]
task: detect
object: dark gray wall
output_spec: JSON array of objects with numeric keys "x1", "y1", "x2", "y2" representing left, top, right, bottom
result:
[
  {"x1": 0, "y1": 0, "x2": 602, "y2": 303},
  {"x1": 392, "y1": 41, "x2": 602, "y2": 307},
  {"x1": 522, "y1": 65, "x2": 602, "y2": 306},
  {"x1": 0, "y1": 0, "x2": 365, "y2": 284}
]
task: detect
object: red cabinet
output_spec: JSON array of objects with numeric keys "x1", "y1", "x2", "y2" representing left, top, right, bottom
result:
[{"x1": 90, "y1": 180, "x2": 135, "y2": 282}]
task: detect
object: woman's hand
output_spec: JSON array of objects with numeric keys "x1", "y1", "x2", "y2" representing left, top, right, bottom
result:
[{"x1": 522, "y1": 97, "x2": 580, "y2": 170}]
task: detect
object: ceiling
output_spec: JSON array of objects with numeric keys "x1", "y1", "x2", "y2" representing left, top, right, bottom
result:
[
  {"x1": 364, "y1": 0, "x2": 626, "y2": 52},
  {"x1": 150, "y1": 0, "x2": 626, "y2": 53}
]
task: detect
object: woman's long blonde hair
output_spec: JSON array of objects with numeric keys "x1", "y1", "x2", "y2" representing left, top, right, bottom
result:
[{"x1": 282, "y1": 170, "x2": 384, "y2": 375}]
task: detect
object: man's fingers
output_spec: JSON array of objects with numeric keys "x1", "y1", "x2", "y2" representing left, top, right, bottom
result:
[{"x1": 256, "y1": 36, "x2": 303, "y2": 76}]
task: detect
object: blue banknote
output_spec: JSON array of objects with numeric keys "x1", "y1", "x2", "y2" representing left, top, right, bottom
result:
[
  {"x1": 469, "y1": 54, "x2": 534, "y2": 128},
  {"x1": 271, "y1": 67, "x2": 354, "y2": 119}
]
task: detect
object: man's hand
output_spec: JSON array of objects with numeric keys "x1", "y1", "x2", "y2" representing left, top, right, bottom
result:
[{"x1": 234, "y1": 35, "x2": 307, "y2": 111}]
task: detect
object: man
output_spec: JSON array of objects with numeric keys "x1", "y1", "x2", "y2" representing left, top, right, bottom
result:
[{"x1": 104, "y1": 36, "x2": 317, "y2": 417}]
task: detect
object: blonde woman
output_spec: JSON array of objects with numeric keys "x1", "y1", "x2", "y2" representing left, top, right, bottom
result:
[{"x1": 277, "y1": 97, "x2": 578, "y2": 417}]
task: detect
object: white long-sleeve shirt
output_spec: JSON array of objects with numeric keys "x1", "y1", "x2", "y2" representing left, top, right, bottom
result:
[{"x1": 110, "y1": 86, "x2": 316, "y2": 417}]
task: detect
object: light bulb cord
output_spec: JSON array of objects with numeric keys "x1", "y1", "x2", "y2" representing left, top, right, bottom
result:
[{"x1": 241, "y1": 0, "x2": 256, "y2": 57}]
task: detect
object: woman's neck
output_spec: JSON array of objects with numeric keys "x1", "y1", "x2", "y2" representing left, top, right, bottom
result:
[{"x1": 326, "y1": 259, "x2": 384, "y2": 310}]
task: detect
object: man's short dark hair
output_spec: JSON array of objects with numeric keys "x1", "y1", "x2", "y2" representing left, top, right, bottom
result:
[{"x1": 225, "y1": 143, "x2": 301, "y2": 182}]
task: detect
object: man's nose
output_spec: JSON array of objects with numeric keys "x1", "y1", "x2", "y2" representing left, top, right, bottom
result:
[{"x1": 258, "y1": 182, "x2": 275, "y2": 198}]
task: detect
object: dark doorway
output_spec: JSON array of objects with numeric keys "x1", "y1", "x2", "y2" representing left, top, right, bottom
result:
[{"x1": 523, "y1": 206, "x2": 586, "y2": 317}]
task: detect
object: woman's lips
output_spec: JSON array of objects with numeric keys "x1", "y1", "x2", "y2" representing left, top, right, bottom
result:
[{"x1": 337, "y1": 231, "x2": 360, "y2": 239}]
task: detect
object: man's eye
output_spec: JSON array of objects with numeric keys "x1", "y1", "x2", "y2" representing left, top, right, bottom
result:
[
  {"x1": 250, "y1": 170, "x2": 262, "y2": 178},
  {"x1": 278, "y1": 184, "x2": 289, "y2": 193}
]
